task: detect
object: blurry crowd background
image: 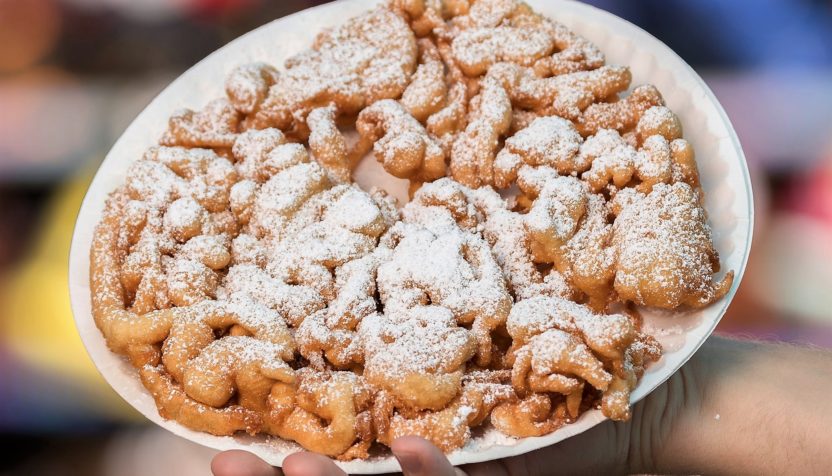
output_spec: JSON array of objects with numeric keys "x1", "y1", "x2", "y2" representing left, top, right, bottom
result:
[{"x1": 1, "y1": 0, "x2": 831, "y2": 474}]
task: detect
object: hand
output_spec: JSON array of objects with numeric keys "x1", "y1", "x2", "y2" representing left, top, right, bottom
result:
[
  {"x1": 212, "y1": 336, "x2": 832, "y2": 475},
  {"x1": 211, "y1": 436, "x2": 466, "y2": 476}
]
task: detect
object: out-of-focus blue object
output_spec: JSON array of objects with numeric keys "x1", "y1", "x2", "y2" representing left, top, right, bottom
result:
[{"x1": 590, "y1": 0, "x2": 832, "y2": 69}]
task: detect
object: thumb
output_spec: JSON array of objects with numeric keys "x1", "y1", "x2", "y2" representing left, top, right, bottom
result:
[
  {"x1": 391, "y1": 436, "x2": 467, "y2": 476},
  {"x1": 211, "y1": 450, "x2": 283, "y2": 476}
]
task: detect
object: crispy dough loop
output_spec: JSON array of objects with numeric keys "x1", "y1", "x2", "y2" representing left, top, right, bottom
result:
[
  {"x1": 307, "y1": 104, "x2": 353, "y2": 183},
  {"x1": 458, "y1": 182, "x2": 575, "y2": 301},
  {"x1": 355, "y1": 99, "x2": 447, "y2": 182},
  {"x1": 513, "y1": 328, "x2": 611, "y2": 393},
  {"x1": 140, "y1": 366, "x2": 262, "y2": 436},
  {"x1": 231, "y1": 128, "x2": 294, "y2": 183},
  {"x1": 266, "y1": 370, "x2": 374, "y2": 458},
  {"x1": 602, "y1": 331, "x2": 662, "y2": 420},
  {"x1": 524, "y1": 175, "x2": 588, "y2": 265},
  {"x1": 489, "y1": 62, "x2": 632, "y2": 119},
  {"x1": 449, "y1": 75, "x2": 512, "y2": 187},
  {"x1": 161, "y1": 297, "x2": 294, "y2": 383},
  {"x1": 250, "y1": 8, "x2": 417, "y2": 133},
  {"x1": 92, "y1": 196, "x2": 172, "y2": 362},
  {"x1": 380, "y1": 182, "x2": 513, "y2": 366},
  {"x1": 505, "y1": 296, "x2": 648, "y2": 421},
  {"x1": 296, "y1": 254, "x2": 381, "y2": 369},
  {"x1": 374, "y1": 373, "x2": 515, "y2": 452},
  {"x1": 494, "y1": 116, "x2": 585, "y2": 188},
  {"x1": 533, "y1": 19, "x2": 605, "y2": 76},
  {"x1": 508, "y1": 296, "x2": 637, "y2": 361},
  {"x1": 360, "y1": 306, "x2": 476, "y2": 411},
  {"x1": 183, "y1": 336, "x2": 294, "y2": 410},
  {"x1": 491, "y1": 393, "x2": 565, "y2": 438},
  {"x1": 401, "y1": 38, "x2": 448, "y2": 122},
  {"x1": 507, "y1": 169, "x2": 617, "y2": 308},
  {"x1": 612, "y1": 182, "x2": 734, "y2": 309},
  {"x1": 225, "y1": 63, "x2": 280, "y2": 116},
  {"x1": 560, "y1": 192, "x2": 616, "y2": 309},
  {"x1": 389, "y1": 0, "x2": 445, "y2": 37},
  {"x1": 160, "y1": 98, "x2": 241, "y2": 149},
  {"x1": 452, "y1": 26, "x2": 554, "y2": 77},
  {"x1": 92, "y1": 147, "x2": 240, "y2": 365},
  {"x1": 426, "y1": 41, "x2": 470, "y2": 154},
  {"x1": 449, "y1": 0, "x2": 603, "y2": 79},
  {"x1": 575, "y1": 84, "x2": 664, "y2": 137},
  {"x1": 153, "y1": 298, "x2": 295, "y2": 417}
]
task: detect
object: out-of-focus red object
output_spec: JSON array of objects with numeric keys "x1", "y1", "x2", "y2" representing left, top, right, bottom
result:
[
  {"x1": 184, "y1": 0, "x2": 260, "y2": 18},
  {"x1": 784, "y1": 148, "x2": 832, "y2": 227},
  {"x1": 741, "y1": 141, "x2": 832, "y2": 325},
  {"x1": 0, "y1": 0, "x2": 61, "y2": 73}
]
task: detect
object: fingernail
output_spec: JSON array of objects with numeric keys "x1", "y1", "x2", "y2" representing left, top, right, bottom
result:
[{"x1": 396, "y1": 451, "x2": 423, "y2": 475}]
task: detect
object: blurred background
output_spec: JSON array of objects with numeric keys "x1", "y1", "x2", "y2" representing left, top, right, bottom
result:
[{"x1": 0, "y1": 0, "x2": 830, "y2": 474}]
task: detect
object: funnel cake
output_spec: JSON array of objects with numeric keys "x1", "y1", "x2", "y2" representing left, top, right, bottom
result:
[{"x1": 90, "y1": 0, "x2": 733, "y2": 460}]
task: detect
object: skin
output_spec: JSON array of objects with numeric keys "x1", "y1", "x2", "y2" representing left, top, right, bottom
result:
[{"x1": 211, "y1": 336, "x2": 832, "y2": 476}]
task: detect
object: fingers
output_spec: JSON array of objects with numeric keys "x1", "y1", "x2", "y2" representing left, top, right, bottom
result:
[
  {"x1": 282, "y1": 452, "x2": 347, "y2": 476},
  {"x1": 391, "y1": 436, "x2": 467, "y2": 476},
  {"x1": 211, "y1": 450, "x2": 283, "y2": 476},
  {"x1": 211, "y1": 449, "x2": 350, "y2": 476}
]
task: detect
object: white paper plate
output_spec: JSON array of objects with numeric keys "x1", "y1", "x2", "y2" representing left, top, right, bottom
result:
[{"x1": 69, "y1": 0, "x2": 754, "y2": 472}]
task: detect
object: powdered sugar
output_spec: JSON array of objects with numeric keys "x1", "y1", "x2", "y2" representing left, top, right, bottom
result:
[
  {"x1": 452, "y1": 26, "x2": 554, "y2": 76},
  {"x1": 613, "y1": 182, "x2": 730, "y2": 308},
  {"x1": 249, "y1": 7, "x2": 417, "y2": 131}
]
